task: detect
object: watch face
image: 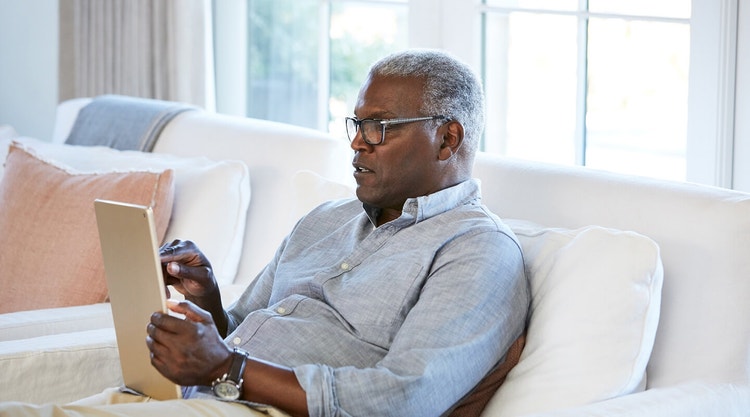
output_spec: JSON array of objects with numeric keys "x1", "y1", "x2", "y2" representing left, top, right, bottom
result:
[{"x1": 213, "y1": 381, "x2": 240, "y2": 400}]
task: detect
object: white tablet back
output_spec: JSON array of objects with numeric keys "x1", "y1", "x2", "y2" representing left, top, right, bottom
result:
[{"x1": 94, "y1": 199, "x2": 182, "y2": 400}]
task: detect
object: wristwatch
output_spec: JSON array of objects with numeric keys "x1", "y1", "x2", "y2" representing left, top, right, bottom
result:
[{"x1": 212, "y1": 347, "x2": 249, "y2": 400}]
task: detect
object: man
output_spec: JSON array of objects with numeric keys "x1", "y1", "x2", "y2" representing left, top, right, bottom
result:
[{"x1": 0, "y1": 49, "x2": 528, "y2": 417}]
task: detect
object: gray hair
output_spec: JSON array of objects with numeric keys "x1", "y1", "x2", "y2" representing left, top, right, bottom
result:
[{"x1": 368, "y1": 49, "x2": 485, "y2": 156}]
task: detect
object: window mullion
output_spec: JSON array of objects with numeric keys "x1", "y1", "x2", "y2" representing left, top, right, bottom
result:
[
  {"x1": 712, "y1": 0, "x2": 738, "y2": 188},
  {"x1": 317, "y1": 0, "x2": 332, "y2": 132},
  {"x1": 408, "y1": 0, "x2": 443, "y2": 48},
  {"x1": 212, "y1": 0, "x2": 247, "y2": 116},
  {"x1": 575, "y1": 4, "x2": 589, "y2": 166}
]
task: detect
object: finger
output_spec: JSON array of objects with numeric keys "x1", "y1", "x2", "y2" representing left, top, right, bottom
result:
[
  {"x1": 166, "y1": 263, "x2": 215, "y2": 297},
  {"x1": 146, "y1": 334, "x2": 171, "y2": 369},
  {"x1": 150, "y1": 311, "x2": 190, "y2": 335},
  {"x1": 162, "y1": 263, "x2": 183, "y2": 288},
  {"x1": 166, "y1": 261, "x2": 211, "y2": 284},
  {"x1": 159, "y1": 239, "x2": 181, "y2": 260},
  {"x1": 145, "y1": 323, "x2": 172, "y2": 360},
  {"x1": 167, "y1": 300, "x2": 213, "y2": 324},
  {"x1": 163, "y1": 260, "x2": 194, "y2": 288},
  {"x1": 161, "y1": 240, "x2": 205, "y2": 262},
  {"x1": 166, "y1": 261, "x2": 181, "y2": 277},
  {"x1": 160, "y1": 246, "x2": 181, "y2": 277}
]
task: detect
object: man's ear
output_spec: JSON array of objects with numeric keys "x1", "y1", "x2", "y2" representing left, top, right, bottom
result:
[{"x1": 438, "y1": 120, "x2": 464, "y2": 161}]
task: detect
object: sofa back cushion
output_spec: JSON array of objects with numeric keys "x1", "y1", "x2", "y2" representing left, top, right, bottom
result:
[
  {"x1": 0, "y1": 143, "x2": 174, "y2": 313},
  {"x1": 473, "y1": 152, "x2": 750, "y2": 387}
]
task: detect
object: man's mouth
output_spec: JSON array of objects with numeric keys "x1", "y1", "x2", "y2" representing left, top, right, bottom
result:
[{"x1": 353, "y1": 162, "x2": 373, "y2": 174}]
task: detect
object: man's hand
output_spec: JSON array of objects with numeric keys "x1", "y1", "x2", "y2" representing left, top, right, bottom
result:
[
  {"x1": 146, "y1": 300, "x2": 233, "y2": 386},
  {"x1": 159, "y1": 239, "x2": 218, "y2": 299},
  {"x1": 148, "y1": 302, "x2": 310, "y2": 416},
  {"x1": 159, "y1": 239, "x2": 229, "y2": 335}
]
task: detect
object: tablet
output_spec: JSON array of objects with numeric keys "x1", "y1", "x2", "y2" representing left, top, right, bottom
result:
[{"x1": 94, "y1": 199, "x2": 182, "y2": 400}]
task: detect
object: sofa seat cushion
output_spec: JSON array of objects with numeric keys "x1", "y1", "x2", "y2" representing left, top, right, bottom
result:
[
  {"x1": 0, "y1": 328, "x2": 121, "y2": 404},
  {"x1": 0, "y1": 303, "x2": 113, "y2": 342},
  {"x1": 1, "y1": 137, "x2": 251, "y2": 286},
  {"x1": 483, "y1": 220, "x2": 664, "y2": 416},
  {"x1": 0, "y1": 142, "x2": 175, "y2": 313}
]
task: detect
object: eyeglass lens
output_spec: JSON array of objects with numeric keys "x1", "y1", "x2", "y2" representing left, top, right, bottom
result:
[{"x1": 346, "y1": 118, "x2": 382, "y2": 144}]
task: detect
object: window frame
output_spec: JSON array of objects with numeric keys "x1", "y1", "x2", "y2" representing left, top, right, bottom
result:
[
  {"x1": 214, "y1": 0, "x2": 745, "y2": 190},
  {"x1": 735, "y1": 0, "x2": 750, "y2": 192},
  {"x1": 424, "y1": 0, "x2": 739, "y2": 189},
  {"x1": 685, "y1": 0, "x2": 738, "y2": 189}
]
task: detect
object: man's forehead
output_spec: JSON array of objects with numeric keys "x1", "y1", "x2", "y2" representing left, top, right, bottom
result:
[{"x1": 355, "y1": 74, "x2": 423, "y2": 115}]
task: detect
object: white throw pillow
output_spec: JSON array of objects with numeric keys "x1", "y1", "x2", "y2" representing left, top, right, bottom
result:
[
  {"x1": 482, "y1": 220, "x2": 663, "y2": 417},
  {"x1": 291, "y1": 169, "x2": 356, "y2": 220},
  {"x1": 1, "y1": 137, "x2": 250, "y2": 286}
]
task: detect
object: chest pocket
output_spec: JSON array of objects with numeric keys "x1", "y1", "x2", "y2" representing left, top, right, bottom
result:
[{"x1": 324, "y1": 260, "x2": 425, "y2": 349}]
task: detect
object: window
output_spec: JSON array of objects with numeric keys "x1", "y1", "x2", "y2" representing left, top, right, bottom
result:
[
  {"x1": 214, "y1": 0, "x2": 741, "y2": 189},
  {"x1": 481, "y1": 1, "x2": 691, "y2": 181},
  {"x1": 328, "y1": 1, "x2": 408, "y2": 138},
  {"x1": 224, "y1": 0, "x2": 407, "y2": 141}
]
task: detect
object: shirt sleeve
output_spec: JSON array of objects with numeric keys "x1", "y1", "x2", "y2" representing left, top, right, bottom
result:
[{"x1": 293, "y1": 229, "x2": 530, "y2": 417}]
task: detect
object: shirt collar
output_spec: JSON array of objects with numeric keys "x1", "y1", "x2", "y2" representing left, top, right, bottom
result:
[{"x1": 362, "y1": 179, "x2": 482, "y2": 227}]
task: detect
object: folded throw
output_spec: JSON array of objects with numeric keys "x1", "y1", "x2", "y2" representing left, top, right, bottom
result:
[{"x1": 64, "y1": 95, "x2": 197, "y2": 152}]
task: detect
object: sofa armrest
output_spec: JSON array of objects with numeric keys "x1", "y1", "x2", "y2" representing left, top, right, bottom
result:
[
  {"x1": 0, "y1": 303, "x2": 113, "y2": 342},
  {"x1": 517, "y1": 382, "x2": 750, "y2": 417},
  {"x1": 0, "y1": 328, "x2": 122, "y2": 404},
  {"x1": 51, "y1": 97, "x2": 92, "y2": 143}
]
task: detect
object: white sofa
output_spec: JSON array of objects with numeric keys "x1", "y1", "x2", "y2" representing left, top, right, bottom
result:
[{"x1": 1, "y1": 97, "x2": 749, "y2": 416}]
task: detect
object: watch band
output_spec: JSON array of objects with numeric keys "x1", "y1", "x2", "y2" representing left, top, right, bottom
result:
[{"x1": 227, "y1": 347, "x2": 248, "y2": 383}]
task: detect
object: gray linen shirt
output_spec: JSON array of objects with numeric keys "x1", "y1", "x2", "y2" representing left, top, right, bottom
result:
[{"x1": 185, "y1": 179, "x2": 529, "y2": 416}]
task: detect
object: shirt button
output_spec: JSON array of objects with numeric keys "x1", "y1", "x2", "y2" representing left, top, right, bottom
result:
[
  {"x1": 276, "y1": 307, "x2": 287, "y2": 314},
  {"x1": 232, "y1": 337, "x2": 242, "y2": 345},
  {"x1": 340, "y1": 262, "x2": 350, "y2": 270}
]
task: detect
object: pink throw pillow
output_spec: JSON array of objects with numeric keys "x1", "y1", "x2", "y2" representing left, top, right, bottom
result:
[{"x1": 0, "y1": 143, "x2": 174, "y2": 313}]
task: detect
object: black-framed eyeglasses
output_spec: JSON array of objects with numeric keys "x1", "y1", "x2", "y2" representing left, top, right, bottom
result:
[{"x1": 345, "y1": 115, "x2": 448, "y2": 145}]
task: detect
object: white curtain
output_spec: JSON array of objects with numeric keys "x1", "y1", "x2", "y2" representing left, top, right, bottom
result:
[{"x1": 59, "y1": 0, "x2": 215, "y2": 110}]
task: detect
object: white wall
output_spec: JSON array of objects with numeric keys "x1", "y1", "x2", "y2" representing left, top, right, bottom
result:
[{"x1": 0, "y1": 0, "x2": 58, "y2": 141}]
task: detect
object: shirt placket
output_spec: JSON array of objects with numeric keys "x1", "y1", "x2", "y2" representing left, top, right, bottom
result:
[{"x1": 309, "y1": 222, "x2": 401, "y2": 297}]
